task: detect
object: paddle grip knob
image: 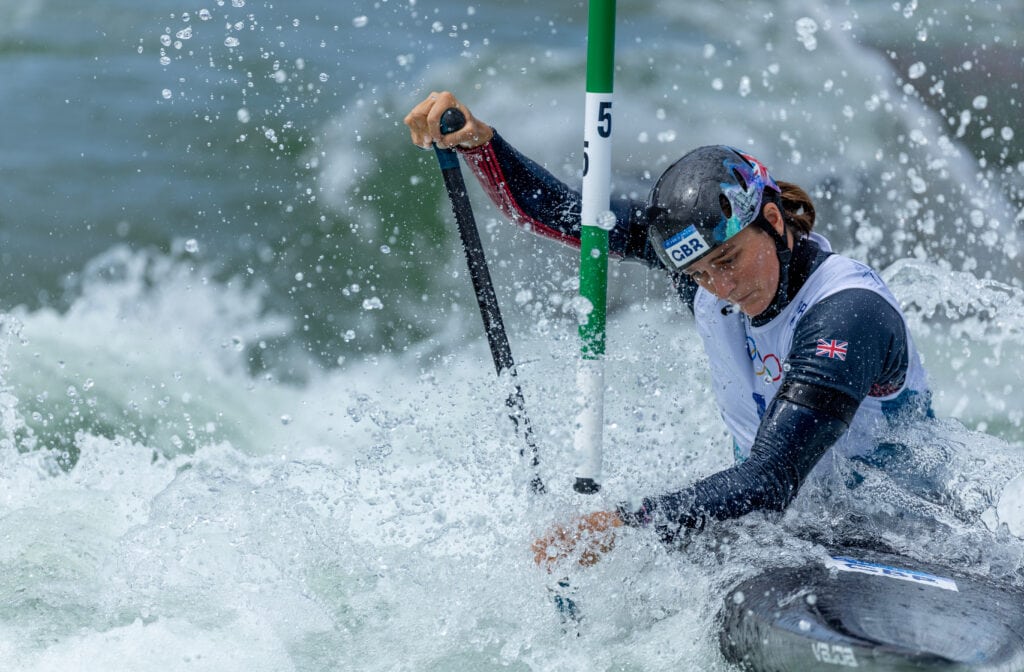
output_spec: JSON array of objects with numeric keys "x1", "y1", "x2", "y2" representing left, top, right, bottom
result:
[{"x1": 440, "y1": 108, "x2": 467, "y2": 135}]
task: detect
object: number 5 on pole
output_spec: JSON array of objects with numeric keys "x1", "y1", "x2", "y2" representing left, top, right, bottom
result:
[{"x1": 574, "y1": 0, "x2": 615, "y2": 494}]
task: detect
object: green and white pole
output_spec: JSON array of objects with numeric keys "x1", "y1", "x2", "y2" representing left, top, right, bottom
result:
[{"x1": 574, "y1": 0, "x2": 615, "y2": 495}]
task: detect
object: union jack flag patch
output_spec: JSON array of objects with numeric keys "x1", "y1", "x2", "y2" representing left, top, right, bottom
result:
[{"x1": 816, "y1": 339, "x2": 848, "y2": 360}]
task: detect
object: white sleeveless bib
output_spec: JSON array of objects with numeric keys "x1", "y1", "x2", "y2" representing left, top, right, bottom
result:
[{"x1": 693, "y1": 234, "x2": 929, "y2": 465}]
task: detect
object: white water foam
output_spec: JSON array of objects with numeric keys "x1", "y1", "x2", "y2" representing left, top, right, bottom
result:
[{"x1": 2, "y1": 249, "x2": 1023, "y2": 670}]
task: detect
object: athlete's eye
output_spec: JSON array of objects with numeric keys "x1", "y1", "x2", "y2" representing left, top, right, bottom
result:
[{"x1": 690, "y1": 270, "x2": 714, "y2": 286}]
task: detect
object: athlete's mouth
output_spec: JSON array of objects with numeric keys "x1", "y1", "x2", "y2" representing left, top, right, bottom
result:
[{"x1": 731, "y1": 291, "x2": 754, "y2": 306}]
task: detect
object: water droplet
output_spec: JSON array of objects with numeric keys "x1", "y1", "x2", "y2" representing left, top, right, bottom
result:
[
  {"x1": 343, "y1": 330, "x2": 356, "y2": 342},
  {"x1": 798, "y1": 619, "x2": 811, "y2": 632},
  {"x1": 380, "y1": 244, "x2": 391, "y2": 254},
  {"x1": 161, "y1": 89, "x2": 172, "y2": 100},
  {"x1": 738, "y1": 76, "x2": 751, "y2": 97},
  {"x1": 184, "y1": 238, "x2": 199, "y2": 253},
  {"x1": 908, "y1": 169, "x2": 927, "y2": 194},
  {"x1": 224, "y1": 36, "x2": 240, "y2": 48},
  {"x1": 595, "y1": 210, "x2": 616, "y2": 231},
  {"x1": 569, "y1": 296, "x2": 594, "y2": 323},
  {"x1": 199, "y1": 9, "x2": 212, "y2": 20},
  {"x1": 175, "y1": 27, "x2": 193, "y2": 40},
  {"x1": 318, "y1": 73, "x2": 329, "y2": 82},
  {"x1": 731, "y1": 591, "x2": 745, "y2": 605},
  {"x1": 972, "y1": 95, "x2": 988, "y2": 110},
  {"x1": 908, "y1": 62, "x2": 926, "y2": 79},
  {"x1": 280, "y1": 414, "x2": 292, "y2": 425},
  {"x1": 795, "y1": 17, "x2": 818, "y2": 51},
  {"x1": 362, "y1": 297, "x2": 383, "y2": 310},
  {"x1": 353, "y1": 16, "x2": 369, "y2": 28},
  {"x1": 231, "y1": 0, "x2": 245, "y2": 7},
  {"x1": 83, "y1": 379, "x2": 95, "y2": 391},
  {"x1": 237, "y1": 108, "x2": 250, "y2": 123}
]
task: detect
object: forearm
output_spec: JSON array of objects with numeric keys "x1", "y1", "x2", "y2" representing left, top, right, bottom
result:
[
  {"x1": 460, "y1": 131, "x2": 657, "y2": 266},
  {"x1": 619, "y1": 388, "x2": 854, "y2": 536},
  {"x1": 460, "y1": 131, "x2": 584, "y2": 247}
]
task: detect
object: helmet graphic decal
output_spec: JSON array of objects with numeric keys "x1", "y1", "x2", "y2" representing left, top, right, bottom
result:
[{"x1": 714, "y1": 151, "x2": 780, "y2": 243}]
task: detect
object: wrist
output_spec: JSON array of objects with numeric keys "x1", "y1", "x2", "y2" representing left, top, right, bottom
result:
[
  {"x1": 616, "y1": 498, "x2": 654, "y2": 528},
  {"x1": 457, "y1": 125, "x2": 494, "y2": 153}
]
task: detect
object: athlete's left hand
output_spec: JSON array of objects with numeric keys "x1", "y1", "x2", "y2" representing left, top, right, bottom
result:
[{"x1": 532, "y1": 510, "x2": 623, "y2": 570}]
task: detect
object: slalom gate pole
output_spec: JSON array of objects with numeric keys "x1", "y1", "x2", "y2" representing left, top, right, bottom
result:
[
  {"x1": 574, "y1": 0, "x2": 616, "y2": 495},
  {"x1": 432, "y1": 108, "x2": 545, "y2": 496}
]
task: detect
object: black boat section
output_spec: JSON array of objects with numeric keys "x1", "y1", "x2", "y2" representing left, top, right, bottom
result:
[{"x1": 719, "y1": 547, "x2": 1024, "y2": 671}]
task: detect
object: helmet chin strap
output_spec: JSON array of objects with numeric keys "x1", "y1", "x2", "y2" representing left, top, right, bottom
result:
[{"x1": 751, "y1": 210, "x2": 793, "y2": 325}]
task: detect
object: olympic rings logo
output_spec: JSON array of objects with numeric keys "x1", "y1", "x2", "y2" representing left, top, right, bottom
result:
[{"x1": 746, "y1": 336, "x2": 782, "y2": 383}]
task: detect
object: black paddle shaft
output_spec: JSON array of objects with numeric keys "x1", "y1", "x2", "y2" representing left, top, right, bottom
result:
[{"x1": 433, "y1": 108, "x2": 545, "y2": 495}]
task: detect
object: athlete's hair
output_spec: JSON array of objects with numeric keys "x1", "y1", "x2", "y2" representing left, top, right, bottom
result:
[{"x1": 776, "y1": 180, "x2": 815, "y2": 237}]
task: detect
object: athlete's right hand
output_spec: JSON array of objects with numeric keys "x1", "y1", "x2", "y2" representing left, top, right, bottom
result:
[
  {"x1": 532, "y1": 510, "x2": 623, "y2": 570},
  {"x1": 403, "y1": 91, "x2": 494, "y2": 151}
]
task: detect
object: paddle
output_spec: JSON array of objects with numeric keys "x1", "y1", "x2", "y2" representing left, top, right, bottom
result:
[
  {"x1": 430, "y1": 109, "x2": 582, "y2": 626},
  {"x1": 431, "y1": 107, "x2": 545, "y2": 496}
]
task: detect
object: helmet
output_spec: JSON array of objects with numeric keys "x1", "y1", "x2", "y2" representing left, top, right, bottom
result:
[{"x1": 646, "y1": 145, "x2": 782, "y2": 271}]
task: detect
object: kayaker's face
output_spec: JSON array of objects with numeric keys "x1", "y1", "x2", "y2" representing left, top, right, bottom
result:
[{"x1": 683, "y1": 205, "x2": 785, "y2": 317}]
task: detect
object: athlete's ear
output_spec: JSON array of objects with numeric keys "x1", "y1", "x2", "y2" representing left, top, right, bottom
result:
[{"x1": 763, "y1": 202, "x2": 785, "y2": 237}]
